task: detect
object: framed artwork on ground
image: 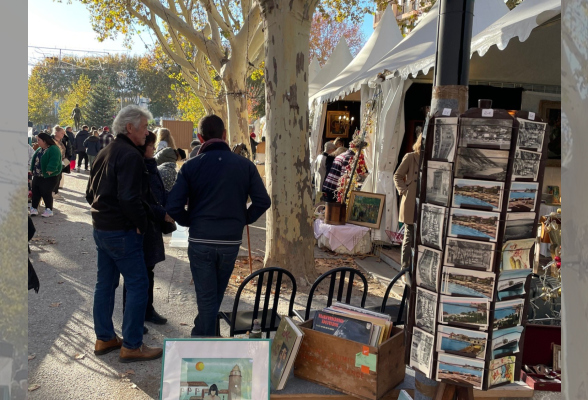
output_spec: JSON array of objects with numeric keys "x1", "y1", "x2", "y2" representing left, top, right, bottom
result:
[
  {"x1": 160, "y1": 338, "x2": 271, "y2": 400},
  {"x1": 346, "y1": 191, "x2": 386, "y2": 229},
  {"x1": 325, "y1": 110, "x2": 351, "y2": 139}
]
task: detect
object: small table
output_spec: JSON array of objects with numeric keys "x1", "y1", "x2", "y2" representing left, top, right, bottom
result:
[{"x1": 313, "y1": 219, "x2": 372, "y2": 255}]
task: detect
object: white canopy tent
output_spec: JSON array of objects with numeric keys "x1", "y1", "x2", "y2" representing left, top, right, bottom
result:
[
  {"x1": 308, "y1": 37, "x2": 353, "y2": 99},
  {"x1": 308, "y1": 58, "x2": 322, "y2": 86}
]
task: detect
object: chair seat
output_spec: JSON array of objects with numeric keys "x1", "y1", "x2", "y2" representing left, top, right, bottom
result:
[
  {"x1": 220, "y1": 310, "x2": 282, "y2": 334},
  {"x1": 292, "y1": 309, "x2": 318, "y2": 322},
  {"x1": 366, "y1": 299, "x2": 404, "y2": 322}
]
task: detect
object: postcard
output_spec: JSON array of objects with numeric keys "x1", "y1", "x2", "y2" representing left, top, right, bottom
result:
[
  {"x1": 448, "y1": 208, "x2": 500, "y2": 242},
  {"x1": 436, "y1": 353, "x2": 484, "y2": 390},
  {"x1": 436, "y1": 325, "x2": 488, "y2": 360},
  {"x1": 460, "y1": 118, "x2": 513, "y2": 149},
  {"x1": 504, "y1": 212, "x2": 536, "y2": 241},
  {"x1": 444, "y1": 238, "x2": 495, "y2": 271},
  {"x1": 492, "y1": 326, "x2": 524, "y2": 359},
  {"x1": 513, "y1": 149, "x2": 541, "y2": 181},
  {"x1": 454, "y1": 148, "x2": 509, "y2": 181},
  {"x1": 439, "y1": 295, "x2": 490, "y2": 330},
  {"x1": 416, "y1": 287, "x2": 438, "y2": 335},
  {"x1": 410, "y1": 327, "x2": 435, "y2": 379},
  {"x1": 488, "y1": 356, "x2": 517, "y2": 387},
  {"x1": 496, "y1": 269, "x2": 532, "y2": 300},
  {"x1": 516, "y1": 118, "x2": 546, "y2": 151},
  {"x1": 432, "y1": 117, "x2": 458, "y2": 161},
  {"x1": 441, "y1": 267, "x2": 496, "y2": 300},
  {"x1": 493, "y1": 299, "x2": 525, "y2": 331},
  {"x1": 421, "y1": 203, "x2": 447, "y2": 250},
  {"x1": 426, "y1": 161, "x2": 453, "y2": 207},
  {"x1": 416, "y1": 246, "x2": 442, "y2": 292},
  {"x1": 452, "y1": 179, "x2": 504, "y2": 211},
  {"x1": 501, "y1": 238, "x2": 535, "y2": 271},
  {"x1": 508, "y1": 182, "x2": 538, "y2": 212}
]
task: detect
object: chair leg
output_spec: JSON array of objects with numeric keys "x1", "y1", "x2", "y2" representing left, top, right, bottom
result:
[{"x1": 215, "y1": 314, "x2": 222, "y2": 337}]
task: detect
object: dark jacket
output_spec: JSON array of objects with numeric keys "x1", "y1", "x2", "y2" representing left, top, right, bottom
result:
[
  {"x1": 66, "y1": 130, "x2": 76, "y2": 158},
  {"x1": 84, "y1": 136, "x2": 101, "y2": 156},
  {"x1": 75, "y1": 129, "x2": 91, "y2": 153},
  {"x1": 86, "y1": 134, "x2": 151, "y2": 234},
  {"x1": 62, "y1": 134, "x2": 74, "y2": 161},
  {"x1": 155, "y1": 147, "x2": 178, "y2": 166},
  {"x1": 166, "y1": 140, "x2": 271, "y2": 244},
  {"x1": 144, "y1": 158, "x2": 167, "y2": 265}
]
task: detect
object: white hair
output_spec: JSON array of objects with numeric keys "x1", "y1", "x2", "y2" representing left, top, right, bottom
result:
[{"x1": 112, "y1": 105, "x2": 153, "y2": 135}]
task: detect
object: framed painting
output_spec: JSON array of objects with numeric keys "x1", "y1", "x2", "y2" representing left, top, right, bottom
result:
[
  {"x1": 326, "y1": 110, "x2": 351, "y2": 139},
  {"x1": 346, "y1": 191, "x2": 385, "y2": 229},
  {"x1": 538, "y1": 100, "x2": 561, "y2": 161}
]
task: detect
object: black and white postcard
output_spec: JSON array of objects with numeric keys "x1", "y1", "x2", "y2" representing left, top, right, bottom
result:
[
  {"x1": 436, "y1": 353, "x2": 485, "y2": 389},
  {"x1": 416, "y1": 246, "x2": 442, "y2": 292},
  {"x1": 426, "y1": 161, "x2": 452, "y2": 207},
  {"x1": 439, "y1": 295, "x2": 490, "y2": 330},
  {"x1": 441, "y1": 267, "x2": 496, "y2": 300},
  {"x1": 508, "y1": 182, "x2": 538, "y2": 212},
  {"x1": 445, "y1": 238, "x2": 495, "y2": 271},
  {"x1": 416, "y1": 287, "x2": 438, "y2": 335},
  {"x1": 493, "y1": 299, "x2": 525, "y2": 330},
  {"x1": 437, "y1": 325, "x2": 488, "y2": 360},
  {"x1": 432, "y1": 117, "x2": 458, "y2": 161},
  {"x1": 492, "y1": 326, "x2": 524, "y2": 359},
  {"x1": 421, "y1": 203, "x2": 446, "y2": 250},
  {"x1": 516, "y1": 118, "x2": 546, "y2": 151},
  {"x1": 460, "y1": 118, "x2": 513, "y2": 149},
  {"x1": 452, "y1": 179, "x2": 504, "y2": 211},
  {"x1": 410, "y1": 326, "x2": 435, "y2": 378},
  {"x1": 504, "y1": 212, "x2": 536, "y2": 241},
  {"x1": 513, "y1": 149, "x2": 541, "y2": 180},
  {"x1": 454, "y1": 148, "x2": 509, "y2": 181},
  {"x1": 449, "y1": 208, "x2": 500, "y2": 242}
]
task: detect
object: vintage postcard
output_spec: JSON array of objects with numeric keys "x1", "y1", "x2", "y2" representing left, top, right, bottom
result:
[
  {"x1": 416, "y1": 287, "x2": 438, "y2": 335},
  {"x1": 493, "y1": 299, "x2": 525, "y2": 331},
  {"x1": 426, "y1": 161, "x2": 452, "y2": 207},
  {"x1": 421, "y1": 203, "x2": 447, "y2": 250},
  {"x1": 452, "y1": 179, "x2": 504, "y2": 211},
  {"x1": 492, "y1": 326, "x2": 524, "y2": 359},
  {"x1": 410, "y1": 327, "x2": 435, "y2": 379},
  {"x1": 513, "y1": 149, "x2": 541, "y2": 180},
  {"x1": 508, "y1": 182, "x2": 538, "y2": 212},
  {"x1": 501, "y1": 238, "x2": 535, "y2": 271},
  {"x1": 432, "y1": 117, "x2": 458, "y2": 161},
  {"x1": 436, "y1": 353, "x2": 485, "y2": 390},
  {"x1": 449, "y1": 208, "x2": 500, "y2": 242},
  {"x1": 516, "y1": 118, "x2": 546, "y2": 151},
  {"x1": 460, "y1": 118, "x2": 513, "y2": 149},
  {"x1": 504, "y1": 212, "x2": 536, "y2": 241},
  {"x1": 496, "y1": 269, "x2": 532, "y2": 300},
  {"x1": 488, "y1": 356, "x2": 517, "y2": 387},
  {"x1": 454, "y1": 148, "x2": 509, "y2": 181},
  {"x1": 441, "y1": 267, "x2": 496, "y2": 300},
  {"x1": 439, "y1": 295, "x2": 490, "y2": 330},
  {"x1": 416, "y1": 246, "x2": 442, "y2": 292},
  {"x1": 445, "y1": 238, "x2": 495, "y2": 271},
  {"x1": 436, "y1": 325, "x2": 487, "y2": 360}
]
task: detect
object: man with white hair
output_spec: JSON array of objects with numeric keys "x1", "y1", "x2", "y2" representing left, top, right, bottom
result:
[
  {"x1": 314, "y1": 141, "x2": 336, "y2": 200},
  {"x1": 85, "y1": 105, "x2": 163, "y2": 363}
]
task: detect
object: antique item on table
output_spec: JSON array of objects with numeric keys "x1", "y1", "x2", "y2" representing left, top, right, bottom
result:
[
  {"x1": 512, "y1": 149, "x2": 541, "y2": 181},
  {"x1": 504, "y1": 212, "x2": 536, "y2": 241},
  {"x1": 325, "y1": 110, "x2": 351, "y2": 139},
  {"x1": 452, "y1": 179, "x2": 504, "y2": 212},
  {"x1": 426, "y1": 161, "x2": 453, "y2": 207},
  {"x1": 546, "y1": 185, "x2": 561, "y2": 204},
  {"x1": 436, "y1": 325, "x2": 487, "y2": 359},
  {"x1": 496, "y1": 269, "x2": 532, "y2": 300},
  {"x1": 410, "y1": 327, "x2": 435, "y2": 379},
  {"x1": 454, "y1": 148, "x2": 509, "y2": 181},
  {"x1": 552, "y1": 344, "x2": 561, "y2": 372},
  {"x1": 415, "y1": 287, "x2": 438, "y2": 335},
  {"x1": 416, "y1": 246, "x2": 442, "y2": 292},
  {"x1": 270, "y1": 317, "x2": 304, "y2": 390},
  {"x1": 438, "y1": 295, "x2": 490, "y2": 330},
  {"x1": 440, "y1": 267, "x2": 496, "y2": 300},
  {"x1": 448, "y1": 208, "x2": 500, "y2": 242},
  {"x1": 432, "y1": 117, "x2": 458, "y2": 161},
  {"x1": 493, "y1": 299, "x2": 525, "y2": 330},
  {"x1": 460, "y1": 118, "x2": 513, "y2": 149},
  {"x1": 516, "y1": 118, "x2": 546, "y2": 151},
  {"x1": 444, "y1": 237, "x2": 495, "y2": 271},
  {"x1": 508, "y1": 182, "x2": 538, "y2": 212},
  {"x1": 346, "y1": 191, "x2": 385, "y2": 229},
  {"x1": 436, "y1": 353, "x2": 484, "y2": 390},
  {"x1": 488, "y1": 356, "x2": 516, "y2": 387},
  {"x1": 420, "y1": 203, "x2": 447, "y2": 250},
  {"x1": 501, "y1": 238, "x2": 535, "y2": 271},
  {"x1": 492, "y1": 326, "x2": 524, "y2": 359}
]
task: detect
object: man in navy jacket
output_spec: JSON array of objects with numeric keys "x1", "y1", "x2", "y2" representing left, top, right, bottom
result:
[{"x1": 166, "y1": 115, "x2": 271, "y2": 337}]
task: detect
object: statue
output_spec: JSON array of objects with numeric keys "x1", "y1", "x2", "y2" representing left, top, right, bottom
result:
[{"x1": 71, "y1": 104, "x2": 82, "y2": 130}]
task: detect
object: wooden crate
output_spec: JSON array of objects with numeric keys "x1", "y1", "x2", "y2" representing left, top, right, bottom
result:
[
  {"x1": 161, "y1": 120, "x2": 194, "y2": 150},
  {"x1": 293, "y1": 320, "x2": 406, "y2": 400}
]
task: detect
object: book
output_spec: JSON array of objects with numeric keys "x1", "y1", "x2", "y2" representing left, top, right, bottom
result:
[
  {"x1": 270, "y1": 316, "x2": 304, "y2": 390},
  {"x1": 332, "y1": 302, "x2": 392, "y2": 321},
  {"x1": 328, "y1": 304, "x2": 394, "y2": 344},
  {"x1": 324, "y1": 307, "x2": 390, "y2": 345},
  {"x1": 312, "y1": 310, "x2": 373, "y2": 345}
]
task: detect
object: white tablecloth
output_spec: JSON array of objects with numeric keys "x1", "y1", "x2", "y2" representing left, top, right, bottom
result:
[{"x1": 313, "y1": 219, "x2": 371, "y2": 254}]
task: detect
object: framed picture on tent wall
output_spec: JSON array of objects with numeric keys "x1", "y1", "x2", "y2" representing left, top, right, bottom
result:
[
  {"x1": 326, "y1": 110, "x2": 351, "y2": 139},
  {"x1": 538, "y1": 100, "x2": 561, "y2": 162}
]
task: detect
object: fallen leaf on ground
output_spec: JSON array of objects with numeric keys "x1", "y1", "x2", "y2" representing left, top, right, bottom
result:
[
  {"x1": 74, "y1": 353, "x2": 85, "y2": 360},
  {"x1": 28, "y1": 384, "x2": 41, "y2": 392},
  {"x1": 125, "y1": 369, "x2": 135, "y2": 375},
  {"x1": 49, "y1": 302, "x2": 61, "y2": 308},
  {"x1": 57, "y1": 281, "x2": 64, "y2": 284},
  {"x1": 28, "y1": 354, "x2": 36, "y2": 360},
  {"x1": 180, "y1": 323, "x2": 188, "y2": 326},
  {"x1": 131, "y1": 383, "x2": 138, "y2": 389}
]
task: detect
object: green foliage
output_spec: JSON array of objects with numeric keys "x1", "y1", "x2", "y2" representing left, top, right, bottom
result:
[
  {"x1": 247, "y1": 65, "x2": 265, "y2": 121},
  {"x1": 28, "y1": 70, "x2": 57, "y2": 127},
  {"x1": 58, "y1": 74, "x2": 92, "y2": 127},
  {"x1": 505, "y1": 0, "x2": 524, "y2": 10},
  {"x1": 85, "y1": 77, "x2": 118, "y2": 128},
  {"x1": 137, "y1": 49, "x2": 180, "y2": 118}
]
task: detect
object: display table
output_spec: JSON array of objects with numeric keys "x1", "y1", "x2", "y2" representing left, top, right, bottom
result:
[{"x1": 313, "y1": 219, "x2": 372, "y2": 255}]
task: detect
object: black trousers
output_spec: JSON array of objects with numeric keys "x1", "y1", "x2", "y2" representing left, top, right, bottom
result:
[
  {"x1": 76, "y1": 151, "x2": 88, "y2": 169},
  {"x1": 31, "y1": 175, "x2": 59, "y2": 210},
  {"x1": 122, "y1": 264, "x2": 155, "y2": 319},
  {"x1": 53, "y1": 173, "x2": 62, "y2": 194}
]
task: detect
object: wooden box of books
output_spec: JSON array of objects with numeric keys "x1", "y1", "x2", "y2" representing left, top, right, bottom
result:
[{"x1": 293, "y1": 320, "x2": 405, "y2": 400}]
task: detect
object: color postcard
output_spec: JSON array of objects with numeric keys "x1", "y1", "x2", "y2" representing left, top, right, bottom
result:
[{"x1": 436, "y1": 325, "x2": 487, "y2": 360}]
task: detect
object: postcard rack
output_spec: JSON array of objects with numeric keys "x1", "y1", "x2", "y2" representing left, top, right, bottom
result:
[{"x1": 403, "y1": 105, "x2": 550, "y2": 391}]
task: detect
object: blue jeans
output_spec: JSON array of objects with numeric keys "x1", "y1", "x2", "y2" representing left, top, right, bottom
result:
[
  {"x1": 93, "y1": 229, "x2": 148, "y2": 349},
  {"x1": 188, "y1": 242, "x2": 240, "y2": 337}
]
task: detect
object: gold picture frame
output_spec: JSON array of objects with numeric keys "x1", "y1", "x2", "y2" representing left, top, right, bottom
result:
[
  {"x1": 326, "y1": 110, "x2": 350, "y2": 139},
  {"x1": 347, "y1": 191, "x2": 386, "y2": 229}
]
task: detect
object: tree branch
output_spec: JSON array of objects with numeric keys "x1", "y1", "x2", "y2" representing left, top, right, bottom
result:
[
  {"x1": 233, "y1": 3, "x2": 261, "y2": 56},
  {"x1": 198, "y1": 0, "x2": 233, "y2": 39}
]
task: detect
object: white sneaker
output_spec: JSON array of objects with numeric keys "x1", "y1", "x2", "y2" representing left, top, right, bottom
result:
[
  {"x1": 41, "y1": 209, "x2": 53, "y2": 218},
  {"x1": 30, "y1": 207, "x2": 38, "y2": 216}
]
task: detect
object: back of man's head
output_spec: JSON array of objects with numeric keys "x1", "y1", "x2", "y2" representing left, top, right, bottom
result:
[
  {"x1": 324, "y1": 141, "x2": 336, "y2": 154},
  {"x1": 198, "y1": 115, "x2": 225, "y2": 141},
  {"x1": 82, "y1": 125, "x2": 89, "y2": 131}
]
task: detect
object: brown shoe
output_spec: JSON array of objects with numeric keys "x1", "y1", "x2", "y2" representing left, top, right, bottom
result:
[
  {"x1": 94, "y1": 335, "x2": 123, "y2": 356},
  {"x1": 119, "y1": 344, "x2": 163, "y2": 363}
]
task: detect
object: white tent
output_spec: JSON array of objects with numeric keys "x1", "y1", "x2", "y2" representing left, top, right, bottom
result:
[
  {"x1": 308, "y1": 58, "x2": 321, "y2": 86},
  {"x1": 308, "y1": 37, "x2": 353, "y2": 99}
]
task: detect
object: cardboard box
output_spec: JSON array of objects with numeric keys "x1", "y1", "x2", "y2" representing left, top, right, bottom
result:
[
  {"x1": 293, "y1": 320, "x2": 405, "y2": 400},
  {"x1": 521, "y1": 371, "x2": 561, "y2": 392}
]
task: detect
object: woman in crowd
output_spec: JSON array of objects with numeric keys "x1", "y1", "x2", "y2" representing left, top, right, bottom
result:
[
  {"x1": 155, "y1": 128, "x2": 176, "y2": 153},
  {"x1": 84, "y1": 129, "x2": 101, "y2": 170},
  {"x1": 51, "y1": 125, "x2": 68, "y2": 197},
  {"x1": 122, "y1": 132, "x2": 174, "y2": 330},
  {"x1": 156, "y1": 148, "x2": 186, "y2": 191},
  {"x1": 30, "y1": 132, "x2": 62, "y2": 217}
]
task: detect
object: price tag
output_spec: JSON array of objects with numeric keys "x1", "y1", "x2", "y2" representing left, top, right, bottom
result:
[
  {"x1": 442, "y1": 108, "x2": 451, "y2": 116},
  {"x1": 528, "y1": 112, "x2": 535, "y2": 120},
  {"x1": 482, "y1": 109, "x2": 494, "y2": 117}
]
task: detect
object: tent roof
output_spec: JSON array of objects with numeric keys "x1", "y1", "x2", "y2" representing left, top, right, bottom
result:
[
  {"x1": 308, "y1": 58, "x2": 321, "y2": 85},
  {"x1": 310, "y1": 5, "x2": 403, "y2": 103},
  {"x1": 308, "y1": 37, "x2": 353, "y2": 98}
]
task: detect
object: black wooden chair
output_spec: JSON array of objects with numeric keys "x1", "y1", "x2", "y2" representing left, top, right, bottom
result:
[
  {"x1": 293, "y1": 267, "x2": 368, "y2": 322},
  {"x1": 216, "y1": 267, "x2": 297, "y2": 338},
  {"x1": 366, "y1": 268, "x2": 411, "y2": 326}
]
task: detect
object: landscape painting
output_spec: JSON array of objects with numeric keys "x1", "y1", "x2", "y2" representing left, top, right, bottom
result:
[
  {"x1": 508, "y1": 182, "x2": 538, "y2": 212},
  {"x1": 421, "y1": 203, "x2": 446, "y2": 250},
  {"x1": 441, "y1": 267, "x2": 495, "y2": 300},
  {"x1": 504, "y1": 212, "x2": 536, "y2": 241},
  {"x1": 416, "y1": 287, "x2": 438, "y2": 335},
  {"x1": 513, "y1": 149, "x2": 541, "y2": 180},
  {"x1": 426, "y1": 161, "x2": 452, "y2": 206},
  {"x1": 501, "y1": 238, "x2": 535, "y2": 271},
  {"x1": 452, "y1": 179, "x2": 504, "y2": 211},
  {"x1": 445, "y1": 238, "x2": 495, "y2": 271},
  {"x1": 436, "y1": 354, "x2": 484, "y2": 390},
  {"x1": 454, "y1": 148, "x2": 509, "y2": 181},
  {"x1": 410, "y1": 327, "x2": 435, "y2": 378},
  {"x1": 347, "y1": 191, "x2": 385, "y2": 229},
  {"x1": 179, "y1": 358, "x2": 253, "y2": 400},
  {"x1": 493, "y1": 299, "x2": 525, "y2": 330},
  {"x1": 460, "y1": 118, "x2": 513, "y2": 149},
  {"x1": 516, "y1": 118, "x2": 546, "y2": 151},
  {"x1": 449, "y1": 208, "x2": 500, "y2": 242},
  {"x1": 488, "y1": 356, "x2": 516, "y2": 387},
  {"x1": 497, "y1": 269, "x2": 532, "y2": 300},
  {"x1": 416, "y1": 246, "x2": 442, "y2": 292},
  {"x1": 439, "y1": 295, "x2": 490, "y2": 330},
  {"x1": 432, "y1": 117, "x2": 458, "y2": 161},
  {"x1": 437, "y1": 325, "x2": 487, "y2": 359},
  {"x1": 492, "y1": 326, "x2": 524, "y2": 359}
]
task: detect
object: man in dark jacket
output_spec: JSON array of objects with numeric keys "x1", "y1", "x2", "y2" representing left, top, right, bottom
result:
[
  {"x1": 99, "y1": 126, "x2": 115, "y2": 150},
  {"x1": 86, "y1": 105, "x2": 163, "y2": 363},
  {"x1": 166, "y1": 115, "x2": 271, "y2": 337},
  {"x1": 75, "y1": 125, "x2": 91, "y2": 171}
]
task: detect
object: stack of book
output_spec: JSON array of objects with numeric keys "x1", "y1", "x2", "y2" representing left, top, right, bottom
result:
[{"x1": 312, "y1": 302, "x2": 393, "y2": 346}]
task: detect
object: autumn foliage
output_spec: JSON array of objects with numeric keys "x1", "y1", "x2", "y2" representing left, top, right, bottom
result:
[{"x1": 309, "y1": 13, "x2": 365, "y2": 66}]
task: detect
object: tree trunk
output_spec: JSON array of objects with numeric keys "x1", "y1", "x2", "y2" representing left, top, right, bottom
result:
[
  {"x1": 222, "y1": 55, "x2": 251, "y2": 148},
  {"x1": 260, "y1": 0, "x2": 318, "y2": 285}
]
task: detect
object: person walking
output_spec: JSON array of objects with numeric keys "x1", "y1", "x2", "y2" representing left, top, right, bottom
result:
[
  {"x1": 85, "y1": 105, "x2": 163, "y2": 363},
  {"x1": 122, "y1": 131, "x2": 172, "y2": 330},
  {"x1": 29, "y1": 132, "x2": 62, "y2": 217},
  {"x1": 155, "y1": 128, "x2": 176, "y2": 153},
  {"x1": 75, "y1": 125, "x2": 91, "y2": 171},
  {"x1": 166, "y1": 115, "x2": 271, "y2": 337},
  {"x1": 393, "y1": 132, "x2": 422, "y2": 276},
  {"x1": 84, "y1": 130, "x2": 101, "y2": 170},
  {"x1": 99, "y1": 126, "x2": 115, "y2": 150},
  {"x1": 65, "y1": 126, "x2": 76, "y2": 171},
  {"x1": 50, "y1": 125, "x2": 68, "y2": 197},
  {"x1": 249, "y1": 126, "x2": 258, "y2": 160},
  {"x1": 189, "y1": 139, "x2": 201, "y2": 159}
]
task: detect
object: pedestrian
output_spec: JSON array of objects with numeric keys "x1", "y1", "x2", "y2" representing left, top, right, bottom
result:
[
  {"x1": 249, "y1": 126, "x2": 258, "y2": 160},
  {"x1": 99, "y1": 126, "x2": 115, "y2": 150},
  {"x1": 155, "y1": 127, "x2": 176, "y2": 153},
  {"x1": 86, "y1": 105, "x2": 163, "y2": 363},
  {"x1": 157, "y1": 149, "x2": 186, "y2": 192},
  {"x1": 189, "y1": 139, "x2": 201, "y2": 159},
  {"x1": 122, "y1": 131, "x2": 173, "y2": 331},
  {"x1": 50, "y1": 125, "x2": 68, "y2": 197},
  {"x1": 154, "y1": 146, "x2": 186, "y2": 167},
  {"x1": 331, "y1": 137, "x2": 348, "y2": 157},
  {"x1": 29, "y1": 132, "x2": 62, "y2": 218},
  {"x1": 322, "y1": 146, "x2": 355, "y2": 202},
  {"x1": 65, "y1": 126, "x2": 76, "y2": 171},
  {"x1": 75, "y1": 125, "x2": 91, "y2": 171},
  {"x1": 314, "y1": 141, "x2": 336, "y2": 200},
  {"x1": 84, "y1": 129, "x2": 101, "y2": 170},
  {"x1": 393, "y1": 132, "x2": 422, "y2": 278},
  {"x1": 166, "y1": 115, "x2": 271, "y2": 337}
]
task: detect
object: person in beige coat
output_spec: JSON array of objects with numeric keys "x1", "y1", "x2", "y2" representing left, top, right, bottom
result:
[{"x1": 393, "y1": 131, "x2": 422, "y2": 273}]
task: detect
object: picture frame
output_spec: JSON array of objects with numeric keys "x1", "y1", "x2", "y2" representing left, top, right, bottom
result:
[
  {"x1": 160, "y1": 338, "x2": 271, "y2": 400},
  {"x1": 538, "y1": 100, "x2": 561, "y2": 160},
  {"x1": 553, "y1": 344, "x2": 561, "y2": 372},
  {"x1": 346, "y1": 191, "x2": 385, "y2": 229},
  {"x1": 325, "y1": 110, "x2": 351, "y2": 139}
]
